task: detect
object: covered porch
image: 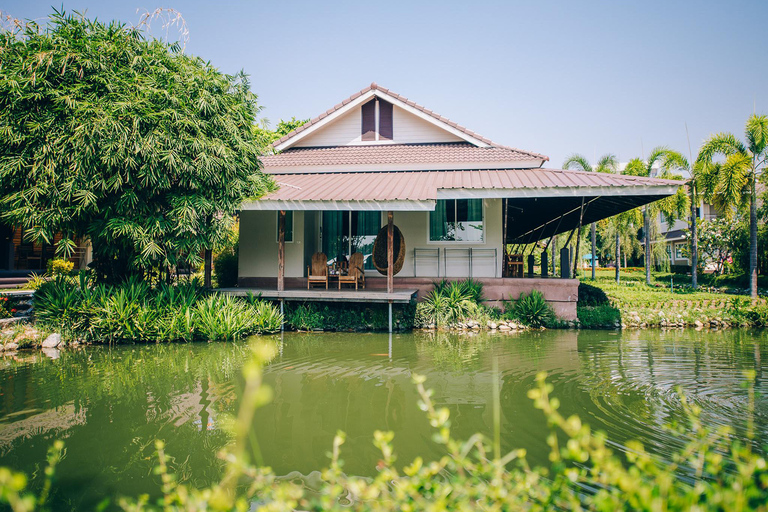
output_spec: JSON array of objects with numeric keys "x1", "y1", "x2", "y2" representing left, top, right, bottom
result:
[{"x1": 237, "y1": 167, "x2": 683, "y2": 329}]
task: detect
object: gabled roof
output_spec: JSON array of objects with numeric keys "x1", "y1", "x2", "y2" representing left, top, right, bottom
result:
[
  {"x1": 271, "y1": 83, "x2": 549, "y2": 162},
  {"x1": 261, "y1": 143, "x2": 543, "y2": 172}
]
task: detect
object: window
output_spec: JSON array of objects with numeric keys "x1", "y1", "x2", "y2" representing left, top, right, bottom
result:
[
  {"x1": 675, "y1": 243, "x2": 683, "y2": 260},
  {"x1": 276, "y1": 211, "x2": 293, "y2": 242},
  {"x1": 429, "y1": 199, "x2": 484, "y2": 242},
  {"x1": 322, "y1": 211, "x2": 380, "y2": 269}
]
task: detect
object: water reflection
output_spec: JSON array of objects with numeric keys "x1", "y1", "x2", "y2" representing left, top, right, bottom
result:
[{"x1": 0, "y1": 330, "x2": 764, "y2": 510}]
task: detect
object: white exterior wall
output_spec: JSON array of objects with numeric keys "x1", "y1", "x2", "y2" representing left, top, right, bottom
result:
[
  {"x1": 296, "y1": 109, "x2": 361, "y2": 147},
  {"x1": 239, "y1": 210, "x2": 306, "y2": 278},
  {"x1": 294, "y1": 104, "x2": 464, "y2": 147},
  {"x1": 390, "y1": 105, "x2": 463, "y2": 144},
  {"x1": 238, "y1": 199, "x2": 504, "y2": 279}
]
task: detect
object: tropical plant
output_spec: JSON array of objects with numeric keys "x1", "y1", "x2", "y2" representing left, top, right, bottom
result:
[
  {"x1": 562, "y1": 153, "x2": 619, "y2": 279},
  {"x1": 0, "y1": 10, "x2": 275, "y2": 282},
  {"x1": 33, "y1": 276, "x2": 281, "y2": 342},
  {"x1": 507, "y1": 290, "x2": 555, "y2": 327},
  {"x1": 623, "y1": 148, "x2": 690, "y2": 285},
  {"x1": 46, "y1": 258, "x2": 74, "y2": 277},
  {"x1": 696, "y1": 114, "x2": 768, "y2": 298}
]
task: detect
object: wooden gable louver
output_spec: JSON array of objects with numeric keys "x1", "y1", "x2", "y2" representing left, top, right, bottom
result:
[
  {"x1": 361, "y1": 99, "x2": 376, "y2": 141},
  {"x1": 378, "y1": 100, "x2": 393, "y2": 140},
  {"x1": 360, "y1": 98, "x2": 393, "y2": 141}
]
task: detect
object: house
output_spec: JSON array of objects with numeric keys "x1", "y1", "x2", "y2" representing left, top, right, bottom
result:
[
  {"x1": 0, "y1": 224, "x2": 91, "y2": 276},
  {"x1": 237, "y1": 83, "x2": 682, "y2": 322}
]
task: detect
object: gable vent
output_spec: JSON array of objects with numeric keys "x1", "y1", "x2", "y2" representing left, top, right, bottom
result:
[{"x1": 361, "y1": 98, "x2": 393, "y2": 141}]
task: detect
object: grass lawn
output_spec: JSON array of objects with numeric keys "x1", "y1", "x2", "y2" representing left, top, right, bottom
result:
[{"x1": 576, "y1": 268, "x2": 767, "y2": 328}]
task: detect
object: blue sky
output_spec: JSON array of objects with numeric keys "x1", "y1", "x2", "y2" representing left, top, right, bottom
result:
[{"x1": 5, "y1": 0, "x2": 767, "y2": 166}]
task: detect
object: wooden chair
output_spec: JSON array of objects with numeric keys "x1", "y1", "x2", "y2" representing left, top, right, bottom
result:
[
  {"x1": 307, "y1": 252, "x2": 329, "y2": 289},
  {"x1": 338, "y1": 252, "x2": 365, "y2": 290}
]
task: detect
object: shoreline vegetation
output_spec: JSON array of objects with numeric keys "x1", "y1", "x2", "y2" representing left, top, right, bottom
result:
[
  {"x1": 1, "y1": 270, "x2": 767, "y2": 353},
  {"x1": 1, "y1": 342, "x2": 766, "y2": 511}
]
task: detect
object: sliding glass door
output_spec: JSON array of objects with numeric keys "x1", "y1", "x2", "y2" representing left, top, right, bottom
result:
[{"x1": 322, "y1": 211, "x2": 381, "y2": 270}]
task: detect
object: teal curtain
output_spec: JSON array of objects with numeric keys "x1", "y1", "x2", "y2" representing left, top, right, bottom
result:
[
  {"x1": 466, "y1": 199, "x2": 482, "y2": 222},
  {"x1": 465, "y1": 199, "x2": 483, "y2": 241},
  {"x1": 430, "y1": 200, "x2": 448, "y2": 241},
  {"x1": 353, "y1": 211, "x2": 381, "y2": 270},
  {"x1": 322, "y1": 211, "x2": 344, "y2": 264}
]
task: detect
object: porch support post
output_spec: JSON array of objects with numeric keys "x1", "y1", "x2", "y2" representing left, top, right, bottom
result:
[
  {"x1": 278, "y1": 210, "x2": 286, "y2": 292},
  {"x1": 387, "y1": 211, "x2": 394, "y2": 293},
  {"x1": 502, "y1": 199, "x2": 509, "y2": 277}
]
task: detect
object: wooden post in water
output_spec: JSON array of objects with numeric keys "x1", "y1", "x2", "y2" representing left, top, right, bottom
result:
[
  {"x1": 278, "y1": 210, "x2": 286, "y2": 292},
  {"x1": 387, "y1": 211, "x2": 394, "y2": 293},
  {"x1": 387, "y1": 211, "x2": 394, "y2": 333}
]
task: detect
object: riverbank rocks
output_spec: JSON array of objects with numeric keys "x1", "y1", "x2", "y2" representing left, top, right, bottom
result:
[{"x1": 42, "y1": 333, "x2": 61, "y2": 348}]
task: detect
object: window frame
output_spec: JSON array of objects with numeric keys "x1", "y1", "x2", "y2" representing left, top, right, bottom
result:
[
  {"x1": 275, "y1": 211, "x2": 294, "y2": 243},
  {"x1": 426, "y1": 199, "x2": 486, "y2": 245},
  {"x1": 674, "y1": 243, "x2": 683, "y2": 260}
]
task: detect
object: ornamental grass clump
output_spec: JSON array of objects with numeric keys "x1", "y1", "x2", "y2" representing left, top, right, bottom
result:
[
  {"x1": 417, "y1": 279, "x2": 485, "y2": 328},
  {"x1": 33, "y1": 274, "x2": 282, "y2": 343},
  {"x1": 507, "y1": 290, "x2": 555, "y2": 328}
]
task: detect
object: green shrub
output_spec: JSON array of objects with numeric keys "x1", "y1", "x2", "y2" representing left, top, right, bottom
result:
[
  {"x1": 286, "y1": 303, "x2": 324, "y2": 331},
  {"x1": 577, "y1": 304, "x2": 621, "y2": 329},
  {"x1": 577, "y1": 282, "x2": 610, "y2": 306},
  {"x1": 46, "y1": 257, "x2": 74, "y2": 277},
  {"x1": 213, "y1": 246, "x2": 239, "y2": 288},
  {"x1": 506, "y1": 290, "x2": 555, "y2": 328}
]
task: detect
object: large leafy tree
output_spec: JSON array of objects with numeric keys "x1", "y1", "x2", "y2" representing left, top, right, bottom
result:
[
  {"x1": 696, "y1": 114, "x2": 768, "y2": 298},
  {"x1": 254, "y1": 117, "x2": 309, "y2": 152},
  {"x1": 563, "y1": 153, "x2": 618, "y2": 279},
  {"x1": 0, "y1": 11, "x2": 275, "y2": 281},
  {"x1": 623, "y1": 149, "x2": 690, "y2": 285}
]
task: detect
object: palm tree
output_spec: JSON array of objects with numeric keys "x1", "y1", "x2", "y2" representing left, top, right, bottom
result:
[
  {"x1": 563, "y1": 154, "x2": 619, "y2": 279},
  {"x1": 696, "y1": 114, "x2": 768, "y2": 298},
  {"x1": 623, "y1": 148, "x2": 690, "y2": 285},
  {"x1": 599, "y1": 209, "x2": 642, "y2": 283}
]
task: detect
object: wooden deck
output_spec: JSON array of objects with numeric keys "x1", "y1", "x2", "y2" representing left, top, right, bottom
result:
[{"x1": 217, "y1": 288, "x2": 418, "y2": 304}]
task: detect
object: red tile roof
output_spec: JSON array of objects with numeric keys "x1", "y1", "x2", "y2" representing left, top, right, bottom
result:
[
  {"x1": 270, "y1": 83, "x2": 549, "y2": 162},
  {"x1": 261, "y1": 168, "x2": 682, "y2": 202},
  {"x1": 261, "y1": 143, "x2": 542, "y2": 169}
]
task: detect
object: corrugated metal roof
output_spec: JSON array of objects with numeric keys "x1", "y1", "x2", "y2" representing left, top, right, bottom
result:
[
  {"x1": 261, "y1": 168, "x2": 682, "y2": 202},
  {"x1": 261, "y1": 143, "x2": 539, "y2": 168}
]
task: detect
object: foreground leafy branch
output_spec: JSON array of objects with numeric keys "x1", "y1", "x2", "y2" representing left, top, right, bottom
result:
[{"x1": 1, "y1": 343, "x2": 766, "y2": 511}]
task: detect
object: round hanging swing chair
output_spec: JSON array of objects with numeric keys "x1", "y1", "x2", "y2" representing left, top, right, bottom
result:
[{"x1": 371, "y1": 225, "x2": 406, "y2": 275}]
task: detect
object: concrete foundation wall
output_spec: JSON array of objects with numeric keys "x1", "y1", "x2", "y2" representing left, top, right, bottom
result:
[{"x1": 237, "y1": 276, "x2": 578, "y2": 321}]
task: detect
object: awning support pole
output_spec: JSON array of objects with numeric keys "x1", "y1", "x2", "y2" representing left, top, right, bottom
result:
[{"x1": 572, "y1": 197, "x2": 586, "y2": 278}]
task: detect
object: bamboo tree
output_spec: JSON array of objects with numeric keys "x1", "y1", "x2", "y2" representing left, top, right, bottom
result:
[
  {"x1": 563, "y1": 153, "x2": 619, "y2": 279},
  {"x1": 696, "y1": 115, "x2": 768, "y2": 298},
  {"x1": 0, "y1": 11, "x2": 276, "y2": 281}
]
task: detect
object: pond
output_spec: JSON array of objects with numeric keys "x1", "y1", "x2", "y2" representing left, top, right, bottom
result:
[{"x1": 0, "y1": 329, "x2": 766, "y2": 510}]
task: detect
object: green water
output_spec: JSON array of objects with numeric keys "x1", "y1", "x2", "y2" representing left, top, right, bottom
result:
[{"x1": 1, "y1": 329, "x2": 767, "y2": 509}]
